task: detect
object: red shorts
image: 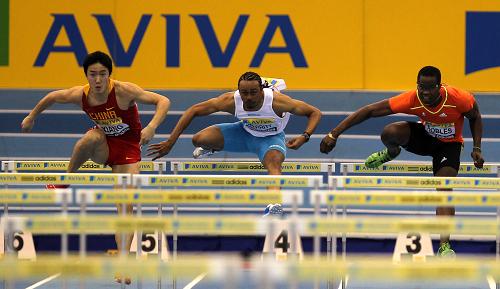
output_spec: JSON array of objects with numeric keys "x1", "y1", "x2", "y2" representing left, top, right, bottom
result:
[{"x1": 105, "y1": 136, "x2": 141, "y2": 166}]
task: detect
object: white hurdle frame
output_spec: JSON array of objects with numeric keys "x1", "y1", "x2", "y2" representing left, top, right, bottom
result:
[
  {"x1": 329, "y1": 171, "x2": 500, "y2": 289},
  {"x1": 1, "y1": 160, "x2": 167, "y2": 173},
  {"x1": 339, "y1": 162, "x2": 500, "y2": 289},
  {"x1": 169, "y1": 159, "x2": 335, "y2": 176},
  {"x1": 1, "y1": 159, "x2": 166, "y2": 289}
]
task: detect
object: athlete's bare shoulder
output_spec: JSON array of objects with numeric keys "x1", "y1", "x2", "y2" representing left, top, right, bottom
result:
[
  {"x1": 112, "y1": 80, "x2": 142, "y2": 98},
  {"x1": 53, "y1": 85, "x2": 85, "y2": 105},
  {"x1": 209, "y1": 91, "x2": 235, "y2": 113}
]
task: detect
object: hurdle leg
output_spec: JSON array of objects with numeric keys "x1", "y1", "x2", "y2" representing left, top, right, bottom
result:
[
  {"x1": 61, "y1": 192, "x2": 69, "y2": 289},
  {"x1": 313, "y1": 194, "x2": 320, "y2": 289},
  {"x1": 173, "y1": 204, "x2": 178, "y2": 289},
  {"x1": 290, "y1": 194, "x2": 300, "y2": 260},
  {"x1": 341, "y1": 205, "x2": 347, "y2": 289},
  {"x1": 157, "y1": 204, "x2": 163, "y2": 289},
  {"x1": 326, "y1": 205, "x2": 331, "y2": 289},
  {"x1": 136, "y1": 203, "x2": 143, "y2": 289},
  {"x1": 117, "y1": 202, "x2": 127, "y2": 289},
  {"x1": 157, "y1": 167, "x2": 163, "y2": 289},
  {"x1": 497, "y1": 206, "x2": 499, "y2": 289},
  {"x1": 79, "y1": 193, "x2": 87, "y2": 289},
  {"x1": 5, "y1": 219, "x2": 15, "y2": 289}
]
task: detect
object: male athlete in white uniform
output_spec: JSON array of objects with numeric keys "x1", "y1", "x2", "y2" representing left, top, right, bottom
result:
[{"x1": 148, "y1": 71, "x2": 321, "y2": 175}]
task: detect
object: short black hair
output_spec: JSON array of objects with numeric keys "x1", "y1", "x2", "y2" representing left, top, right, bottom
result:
[
  {"x1": 417, "y1": 66, "x2": 441, "y2": 84},
  {"x1": 83, "y1": 51, "x2": 113, "y2": 75},
  {"x1": 238, "y1": 71, "x2": 266, "y2": 88}
]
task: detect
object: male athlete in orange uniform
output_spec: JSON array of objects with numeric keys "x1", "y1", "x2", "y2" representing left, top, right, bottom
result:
[
  {"x1": 320, "y1": 66, "x2": 484, "y2": 257},
  {"x1": 21, "y1": 51, "x2": 170, "y2": 284}
]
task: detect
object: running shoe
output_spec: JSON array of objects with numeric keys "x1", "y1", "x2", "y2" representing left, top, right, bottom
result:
[
  {"x1": 263, "y1": 203, "x2": 284, "y2": 217},
  {"x1": 437, "y1": 242, "x2": 456, "y2": 258},
  {"x1": 192, "y1": 147, "x2": 217, "y2": 159},
  {"x1": 365, "y1": 148, "x2": 399, "y2": 168}
]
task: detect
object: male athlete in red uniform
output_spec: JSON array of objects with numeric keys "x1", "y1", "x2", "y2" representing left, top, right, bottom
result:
[
  {"x1": 320, "y1": 66, "x2": 484, "y2": 257},
  {"x1": 21, "y1": 51, "x2": 170, "y2": 284}
]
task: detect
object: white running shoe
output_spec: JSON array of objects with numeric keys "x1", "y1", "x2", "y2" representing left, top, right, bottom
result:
[
  {"x1": 263, "y1": 203, "x2": 285, "y2": 217},
  {"x1": 193, "y1": 147, "x2": 217, "y2": 159}
]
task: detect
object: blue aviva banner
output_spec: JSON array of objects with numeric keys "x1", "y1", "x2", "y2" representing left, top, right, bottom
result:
[{"x1": 2, "y1": 0, "x2": 500, "y2": 91}]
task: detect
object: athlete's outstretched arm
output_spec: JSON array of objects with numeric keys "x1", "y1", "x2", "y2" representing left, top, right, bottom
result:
[
  {"x1": 120, "y1": 82, "x2": 171, "y2": 145},
  {"x1": 272, "y1": 92, "x2": 321, "y2": 150},
  {"x1": 320, "y1": 99, "x2": 394, "y2": 154},
  {"x1": 21, "y1": 87, "x2": 83, "y2": 133},
  {"x1": 147, "y1": 92, "x2": 234, "y2": 160},
  {"x1": 464, "y1": 101, "x2": 484, "y2": 168}
]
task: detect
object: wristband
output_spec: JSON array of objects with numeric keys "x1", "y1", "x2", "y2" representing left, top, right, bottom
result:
[
  {"x1": 473, "y1": 146, "x2": 482, "y2": 152},
  {"x1": 301, "y1": 132, "x2": 311, "y2": 142}
]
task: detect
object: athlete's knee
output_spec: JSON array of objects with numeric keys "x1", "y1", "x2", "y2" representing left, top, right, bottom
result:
[
  {"x1": 263, "y1": 150, "x2": 284, "y2": 173},
  {"x1": 192, "y1": 128, "x2": 223, "y2": 149},
  {"x1": 381, "y1": 122, "x2": 409, "y2": 144},
  {"x1": 76, "y1": 129, "x2": 106, "y2": 150},
  {"x1": 435, "y1": 166, "x2": 458, "y2": 177},
  {"x1": 192, "y1": 132, "x2": 204, "y2": 147}
]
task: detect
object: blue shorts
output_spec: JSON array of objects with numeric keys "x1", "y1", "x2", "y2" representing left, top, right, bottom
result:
[{"x1": 216, "y1": 122, "x2": 287, "y2": 161}]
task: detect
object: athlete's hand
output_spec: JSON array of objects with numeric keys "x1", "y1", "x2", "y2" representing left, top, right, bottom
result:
[
  {"x1": 320, "y1": 134, "x2": 337, "y2": 154},
  {"x1": 140, "y1": 125, "x2": 156, "y2": 145},
  {"x1": 286, "y1": 136, "x2": 307, "y2": 150},
  {"x1": 471, "y1": 150, "x2": 485, "y2": 168},
  {"x1": 21, "y1": 116, "x2": 35, "y2": 133},
  {"x1": 147, "y1": 139, "x2": 174, "y2": 160}
]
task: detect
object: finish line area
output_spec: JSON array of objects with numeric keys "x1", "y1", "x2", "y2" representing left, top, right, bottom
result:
[{"x1": 1, "y1": 160, "x2": 500, "y2": 289}]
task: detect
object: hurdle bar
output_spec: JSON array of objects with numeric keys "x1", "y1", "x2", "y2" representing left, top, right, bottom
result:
[
  {"x1": 1, "y1": 255, "x2": 499, "y2": 282},
  {"x1": 328, "y1": 175, "x2": 500, "y2": 189},
  {"x1": 339, "y1": 162, "x2": 500, "y2": 176},
  {"x1": 0, "y1": 172, "x2": 131, "y2": 186},
  {"x1": 311, "y1": 190, "x2": 500, "y2": 207},
  {"x1": 134, "y1": 174, "x2": 324, "y2": 188},
  {"x1": 75, "y1": 189, "x2": 304, "y2": 206},
  {"x1": 170, "y1": 160, "x2": 335, "y2": 175},
  {"x1": 2, "y1": 160, "x2": 167, "y2": 173},
  {"x1": 3, "y1": 215, "x2": 497, "y2": 236},
  {"x1": 0, "y1": 189, "x2": 72, "y2": 204}
]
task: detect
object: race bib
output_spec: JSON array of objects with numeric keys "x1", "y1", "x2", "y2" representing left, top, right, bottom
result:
[
  {"x1": 95, "y1": 118, "x2": 130, "y2": 136},
  {"x1": 242, "y1": 118, "x2": 278, "y2": 133},
  {"x1": 424, "y1": 122, "x2": 455, "y2": 139}
]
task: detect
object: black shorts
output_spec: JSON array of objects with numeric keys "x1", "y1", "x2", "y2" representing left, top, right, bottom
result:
[{"x1": 403, "y1": 122, "x2": 463, "y2": 175}]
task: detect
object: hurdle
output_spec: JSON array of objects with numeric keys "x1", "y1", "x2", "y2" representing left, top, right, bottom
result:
[
  {"x1": 0, "y1": 172, "x2": 131, "y2": 268},
  {"x1": 329, "y1": 175, "x2": 500, "y2": 189},
  {"x1": 0, "y1": 188, "x2": 72, "y2": 259},
  {"x1": 1, "y1": 254, "x2": 499, "y2": 284},
  {"x1": 326, "y1": 176, "x2": 500, "y2": 263},
  {"x1": 133, "y1": 174, "x2": 323, "y2": 188},
  {"x1": 169, "y1": 159, "x2": 335, "y2": 175},
  {"x1": 75, "y1": 188, "x2": 305, "y2": 260},
  {"x1": 3, "y1": 214, "x2": 497, "y2": 246},
  {"x1": 311, "y1": 189, "x2": 500, "y2": 207},
  {"x1": 339, "y1": 162, "x2": 500, "y2": 176},
  {"x1": 131, "y1": 174, "x2": 322, "y2": 264},
  {"x1": 2, "y1": 160, "x2": 167, "y2": 173}
]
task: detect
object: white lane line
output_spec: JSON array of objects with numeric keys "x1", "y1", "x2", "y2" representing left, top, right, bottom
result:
[
  {"x1": 25, "y1": 273, "x2": 61, "y2": 289},
  {"x1": 3, "y1": 133, "x2": 500, "y2": 142},
  {"x1": 183, "y1": 272, "x2": 207, "y2": 289},
  {"x1": 486, "y1": 275, "x2": 496, "y2": 289},
  {"x1": 4, "y1": 109, "x2": 500, "y2": 118}
]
